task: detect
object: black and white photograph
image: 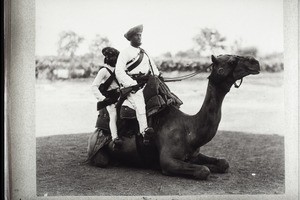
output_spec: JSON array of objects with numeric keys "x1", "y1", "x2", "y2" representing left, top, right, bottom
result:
[{"x1": 5, "y1": 0, "x2": 299, "y2": 199}]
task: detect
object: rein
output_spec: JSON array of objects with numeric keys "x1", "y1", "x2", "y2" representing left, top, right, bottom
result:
[
  {"x1": 162, "y1": 62, "x2": 243, "y2": 89},
  {"x1": 163, "y1": 64, "x2": 213, "y2": 82},
  {"x1": 234, "y1": 78, "x2": 243, "y2": 88}
]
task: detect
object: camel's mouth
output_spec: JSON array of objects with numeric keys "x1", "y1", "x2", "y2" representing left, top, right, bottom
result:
[
  {"x1": 245, "y1": 60, "x2": 260, "y2": 75},
  {"x1": 247, "y1": 69, "x2": 260, "y2": 75},
  {"x1": 233, "y1": 65, "x2": 260, "y2": 88},
  {"x1": 233, "y1": 68, "x2": 259, "y2": 81}
]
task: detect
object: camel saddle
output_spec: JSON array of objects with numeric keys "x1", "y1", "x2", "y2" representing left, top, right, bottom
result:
[
  {"x1": 95, "y1": 75, "x2": 183, "y2": 131},
  {"x1": 86, "y1": 76, "x2": 182, "y2": 164}
]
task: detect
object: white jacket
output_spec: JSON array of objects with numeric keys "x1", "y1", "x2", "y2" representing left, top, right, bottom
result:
[
  {"x1": 115, "y1": 45, "x2": 159, "y2": 88},
  {"x1": 91, "y1": 65, "x2": 119, "y2": 101}
]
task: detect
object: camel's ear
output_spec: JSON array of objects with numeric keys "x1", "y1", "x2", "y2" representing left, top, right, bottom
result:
[{"x1": 211, "y1": 55, "x2": 218, "y2": 64}]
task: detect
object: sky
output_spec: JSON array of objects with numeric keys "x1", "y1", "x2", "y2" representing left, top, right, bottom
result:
[{"x1": 36, "y1": 0, "x2": 283, "y2": 57}]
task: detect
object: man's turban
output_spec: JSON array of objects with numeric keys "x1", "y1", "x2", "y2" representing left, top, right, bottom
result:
[
  {"x1": 124, "y1": 24, "x2": 143, "y2": 41},
  {"x1": 102, "y1": 47, "x2": 119, "y2": 58},
  {"x1": 102, "y1": 47, "x2": 120, "y2": 67}
]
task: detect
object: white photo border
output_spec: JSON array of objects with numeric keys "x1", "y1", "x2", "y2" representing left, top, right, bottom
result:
[{"x1": 6, "y1": 0, "x2": 298, "y2": 199}]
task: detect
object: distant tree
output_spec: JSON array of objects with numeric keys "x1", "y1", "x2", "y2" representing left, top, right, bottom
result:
[
  {"x1": 236, "y1": 46, "x2": 258, "y2": 57},
  {"x1": 185, "y1": 49, "x2": 200, "y2": 59},
  {"x1": 174, "y1": 49, "x2": 199, "y2": 59},
  {"x1": 57, "y1": 31, "x2": 84, "y2": 59},
  {"x1": 161, "y1": 52, "x2": 173, "y2": 58},
  {"x1": 193, "y1": 28, "x2": 226, "y2": 56},
  {"x1": 230, "y1": 39, "x2": 243, "y2": 54},
  {"x1": 89, "y1": 35, "x2": 111, "y2": 60},
  {"x1": 81, "y1": 53, "x2": 94, "y2": 62},
  {"x1": 175, "y1": 51, "x2": 189, "y2": 58}
]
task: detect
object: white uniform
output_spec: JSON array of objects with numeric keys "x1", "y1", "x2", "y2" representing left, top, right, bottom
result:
[
  {"x1": 92, "y1": 65, "x2": 119, "y2": 139},
  {"x1": 115, "y1": 45, "x2": 159, "y2": 134}
]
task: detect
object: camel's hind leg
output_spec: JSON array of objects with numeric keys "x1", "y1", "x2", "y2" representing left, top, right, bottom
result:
[
  {"x1": 189, "y1": 152, "x2": 229, "y2": 173},
  {"x1": 159, "y1": 154, "x2": 211, "y2": 180}
]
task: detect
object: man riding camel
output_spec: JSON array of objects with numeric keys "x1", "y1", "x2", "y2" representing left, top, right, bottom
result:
[{"x1": 115, "y1": 24, "x2": 160, "y2": 144}]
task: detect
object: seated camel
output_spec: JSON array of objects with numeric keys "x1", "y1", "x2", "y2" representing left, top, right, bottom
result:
[{"x1": 87, "y1": 54, "x2": 260, "y2": 180}]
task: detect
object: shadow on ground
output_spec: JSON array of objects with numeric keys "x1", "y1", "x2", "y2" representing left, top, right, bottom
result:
[{"x1": 36, "y1": 131, "x2": 284, "y2": 196}]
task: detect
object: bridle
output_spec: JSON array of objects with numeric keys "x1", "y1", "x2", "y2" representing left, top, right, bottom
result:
[
  {"x1": 234, "y1": 78, "x2": 243, "y2": 88},
  {"x1": 163, "y1": 61, "x2": 243, "y2": 89}
]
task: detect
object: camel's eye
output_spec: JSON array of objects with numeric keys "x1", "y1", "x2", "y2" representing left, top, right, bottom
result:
[{"x1": 217, "y1": 68, "x2": 224, "y2": 75}]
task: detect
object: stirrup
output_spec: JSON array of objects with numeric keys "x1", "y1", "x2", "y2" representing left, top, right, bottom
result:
[
  {"x1": 143, "y1": 138, "x2": 150, "y2": 145},
  {"x1": 142, "y1": 127, "x2": 154, "y2": 145},
  {"x1": 112, "y1": 137, "x2": 123, "y2": 146}
]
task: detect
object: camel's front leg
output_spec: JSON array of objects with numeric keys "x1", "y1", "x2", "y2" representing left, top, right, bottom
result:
[
  {"x1": 189, "y1": 151, "x2": 229, "y2": 173},
  {"x1": 159, "y1": 152, "x2": 211, "y2": 180}
]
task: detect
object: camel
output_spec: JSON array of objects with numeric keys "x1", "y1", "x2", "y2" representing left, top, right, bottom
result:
[{"x1": 88, "y1": 54, "x2": 260, "y2": 180}]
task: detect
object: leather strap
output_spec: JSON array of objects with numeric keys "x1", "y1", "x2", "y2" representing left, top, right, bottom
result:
[
  {"x1": 126, "y1": 49, "x2": 144, "y2": 72},
  {"x1": 142, "y1": 49, "x2": 155, "y2": 75},
  {"x1": 98, "y1": 67, "x2": 120, "y2": 97}
]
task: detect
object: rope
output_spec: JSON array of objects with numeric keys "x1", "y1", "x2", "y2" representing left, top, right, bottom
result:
[{"x1": 162, "y1": 63, "x2": 213, "y2": 82}]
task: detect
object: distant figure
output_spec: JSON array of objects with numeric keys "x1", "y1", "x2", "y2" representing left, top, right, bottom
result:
[
  {"x1": 91, "y1": 47, "x2": 122, "y2": 145},
  {"x1": 115, "y1": 24, "x2": 160, "y2": 144}
]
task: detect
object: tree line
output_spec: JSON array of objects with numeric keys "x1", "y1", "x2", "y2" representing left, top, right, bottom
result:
[{"x1": 36, "y1": 28, "x2": 283, "y2": 80}]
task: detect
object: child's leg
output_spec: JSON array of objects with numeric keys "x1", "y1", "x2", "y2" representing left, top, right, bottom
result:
[{"x1": 106, "y1": 104, "x2": 118, "y2": 139}]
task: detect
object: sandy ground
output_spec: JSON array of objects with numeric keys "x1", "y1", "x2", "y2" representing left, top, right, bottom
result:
[
  {"x1": 35, "y1": 72, "x2": 284, "y2": 137},
  {"x1": 36, "y1": 131, "x2": 284, "y2": 196}
]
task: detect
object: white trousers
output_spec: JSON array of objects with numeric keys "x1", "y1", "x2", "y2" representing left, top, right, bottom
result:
[
  {"x1": 105, "y1": 103, "x2": 118, "y2": 139},
  {"x1": 126, "y1": 89, "x2": 148, "y2": 134}
]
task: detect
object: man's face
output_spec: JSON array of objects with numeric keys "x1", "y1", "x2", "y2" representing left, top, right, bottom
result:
[{"x1": 130, "y1": 32, "x2": 142, "y2": 47}]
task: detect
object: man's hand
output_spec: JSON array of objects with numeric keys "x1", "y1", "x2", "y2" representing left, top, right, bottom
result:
[
  {"x1": 120, "y1": 87, "x2": 133, "y2": 96},
  {"x1": 131, "y1": 84, "x2": 141, "y2": 93}
]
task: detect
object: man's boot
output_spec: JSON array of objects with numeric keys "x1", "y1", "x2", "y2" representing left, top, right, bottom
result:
[
  {"x1": 143, "y1": 127, "x2": 155, "y2": 145},
  {"x1": 112, "y1": 137, "x2": 123, "y2": 149}
]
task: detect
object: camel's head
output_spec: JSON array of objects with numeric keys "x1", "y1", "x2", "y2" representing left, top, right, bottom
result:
[{"x1": 208, "y1": 54, "x2": 260, "y2": 89}]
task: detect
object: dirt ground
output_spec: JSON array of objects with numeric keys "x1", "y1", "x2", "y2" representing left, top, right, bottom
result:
[{"x1": 36, "y1": 131, "x2": 284, "y2": 196}]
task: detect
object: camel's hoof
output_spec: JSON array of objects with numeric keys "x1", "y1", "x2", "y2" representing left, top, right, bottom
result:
[
  {"x1": 217, "y1": 159, "x2": 229, "y2": 173},
  {"x1": 161, "y1": 169, "x2": 171, "y2": 176},
  {"x1": 193, "y1": 166, "x2": 210, "y2": 180},
  {"x1": 93, "y1": 150, "x2": 109, "y2": 168}
]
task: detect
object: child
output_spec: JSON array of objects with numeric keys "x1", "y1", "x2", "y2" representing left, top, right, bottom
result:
[{"x1": 91, "y1": 47, "x2": 121, "y2": 145}]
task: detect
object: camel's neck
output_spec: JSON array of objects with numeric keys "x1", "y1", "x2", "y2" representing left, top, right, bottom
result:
[
  {"x1": 192, "y1": 81, "x2": 229, "y2": 146},
  {"x1": 207, "y1": 80, "x2": 229, "y2": 104},
  {"x1": 197, "y1": 81, "x2": 227, "y2": 120}
]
